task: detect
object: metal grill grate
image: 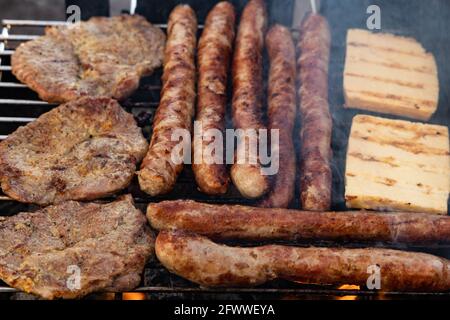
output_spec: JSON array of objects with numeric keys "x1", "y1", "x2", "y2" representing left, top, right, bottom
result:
[{"x1": 0, "y1": 19, "x2": 449, "y2": 300}]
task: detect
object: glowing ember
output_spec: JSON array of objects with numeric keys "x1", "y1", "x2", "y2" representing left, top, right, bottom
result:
[
  {"x1": 122, "y1": 292, "x2": 146, "y2": 300},
  {"x1": 336, "y1": 285, "x2": 360, "y2": 301}
]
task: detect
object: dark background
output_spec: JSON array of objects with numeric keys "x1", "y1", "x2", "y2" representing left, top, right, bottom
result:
[
  {"x1": 133, "y1": 0, "x2": 295, "y2": 24},
  {"x1": 63, "y1": 0, "x2": 296, "y2": 25},
  {"x1": 0, "y1": 0, "x2": 296, "y2": 25}
]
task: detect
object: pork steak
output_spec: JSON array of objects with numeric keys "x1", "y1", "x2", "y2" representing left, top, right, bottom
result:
[
  {"x1": 0, "y1": 97, "x2": 148, "y2": 205},
  {"x1": 12, "y1": 15, "x2": 165, "y2": 103},
  {"x1": 0, "y1": 195, "x2": 154, "y2": 299}
]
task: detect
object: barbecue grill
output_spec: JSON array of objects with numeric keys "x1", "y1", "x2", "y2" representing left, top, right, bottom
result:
[{"x1": 0, "y1": 0, "x2": 449, "y2": 300}]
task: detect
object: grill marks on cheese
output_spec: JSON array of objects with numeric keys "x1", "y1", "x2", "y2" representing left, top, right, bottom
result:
[
  {"x1": 345, "y1": 115, "x2": 450, "y2": 215},
  {"x1": 344, "y1": 29, "x2": 439, "y2": 120}
]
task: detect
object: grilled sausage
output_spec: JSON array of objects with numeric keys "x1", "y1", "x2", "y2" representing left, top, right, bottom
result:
[
  {"x1": 138, "y1": 5, "x2": 197, "y2": 196},
  {"x1": 259, "y1": 25, "x2": 297, "y2": 208},
  {"x1": 230, "y1": 0, "x2": 269, "y2": 199},
  {"x1": 156, "y1": 231, "x2": 450, "y2": 292},
  {"x1": 192, "y1": 2, "x2": 236, "y2": 195},
  {"x1": 297, "y1": 14, "x2": 332, "y2": 210},
  {"x1": 147, "y1": 200, "x2": 450, "y2": 244}
]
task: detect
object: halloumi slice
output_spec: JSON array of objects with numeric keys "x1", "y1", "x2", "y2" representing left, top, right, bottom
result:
[
  {"x1": 345, "y1": 115, "x2": 450, "y2": 214},
  {"x1": 344, "y1": 29, "x2": 439, "y2": 121}
]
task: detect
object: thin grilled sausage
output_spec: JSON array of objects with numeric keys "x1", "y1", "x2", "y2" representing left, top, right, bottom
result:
[
  {"x1": 138, "y1": 5, "x2": 197, "y2": 196},
  {"x1": 192, "y1": 1, "x2": 236, "y2": 195},
  {"x1": 297, "y1": 14, "x2": 332, "y2": 210},
  {"x1": 147, "y1": 200, "x2": 450, "y2": 244},
  {"x1": 230, "y1": 0, "x2": 269, "y2": 199},
  {"x1": 156, "y1": 231, "x2": 450, "y2": 292},
  {"x1": 259, "y1": 25, "x2": 297, "y2": 208}
]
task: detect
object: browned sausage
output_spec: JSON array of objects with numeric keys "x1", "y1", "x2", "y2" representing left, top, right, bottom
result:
[
  {"x1": 147, "y1": 200, "x2": 450, "y2": 244},
  {"x1": 297, "y1": 14, "x2": 332, "y2": 210},
  {"x1": 156, "y1": 231, "x2": 450, "y2": 292},
  {"x1": 192, "y1": 1, "x2": 236, "y2": 195},
  {"x1": 259, "y1": 25, "x2": 297, "y2": 208},
  {"x1": 230, "y1": 0, "x2": 269, "y2": 199},
  {"x1": 138, "y1": 5, "x2": 197, "y2": 196}
]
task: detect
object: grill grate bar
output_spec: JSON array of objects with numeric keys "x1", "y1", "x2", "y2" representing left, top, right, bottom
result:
[
  {"x1": 1, "y1": 19, "x2": 206, "y2": 30},
  {"x1": 0, "y1": 194, "x2": 254, "y2": 204},
  {"x1": 139, "y1": 84, "x2": 162, "y2": 91},
  {"x1": 0, "y1": 82, "x2": 27, "y2": 88},
  {"x1": 0, "y1": 116, "x2": 36, "y2": 122},
  {"x1": 0, "y1": 35, "x2": 39, "y2": 41},
  {"x1": 0, "y1": 99, "x2": 53, "y2": 106},
  {"x1": 123, "y1": 101, "x2": 159, "y2": 107},
  {"x1": 0, "y1": 99, "x2": 157, "y2": 107},
  {"x1": 133, "y1": 287, "x2": 450, "y2": 296},
  {"x1": 2, "y1": 19, "x2": 70, "y2": 27},
  {"x1": 0, "y1": 50, "x2": 13, "y2": 56},
  {"x1": 1, "y1": 285, "x2": 449, "y2": 296}
]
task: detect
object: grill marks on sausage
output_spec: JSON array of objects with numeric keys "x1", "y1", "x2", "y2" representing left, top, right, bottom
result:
[
  {"x1": 147, "y1": 200, "x2": 450, "y2": 244},
  {"x1": 138, "y1": 5, "x2": 198, "y2": 196},
  {"x1": 258, "y1": 25, "x2": 297, "y2": 208},
  {"x1": 193, "y1": 1, "x2": 236, "y2": 195},
  {"x1": 297, "y1": 14, "x2": 333, "y2": 211},
  {"x1": 155, "y1": 231, "x2": 450, "y2": 292},
  {"x1": 230, "y1": 0, "x2": 270, "y2": 199}
]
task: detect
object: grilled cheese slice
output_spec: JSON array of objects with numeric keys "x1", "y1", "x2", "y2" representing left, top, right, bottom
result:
[
  {"x1": 345, "y1": 115, "x2": 450, "y2": 215},
  {"x1": 344, "y1": 29, "x2": 439, "y2": 121}
]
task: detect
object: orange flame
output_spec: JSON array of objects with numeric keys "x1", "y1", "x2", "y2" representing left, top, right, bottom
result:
[
  {"x1": 336, "y1": 284, "x2": 360, "y2": 301},
  {"x1": 122, "y1": 292, "x2": 146, "y2": 300}
]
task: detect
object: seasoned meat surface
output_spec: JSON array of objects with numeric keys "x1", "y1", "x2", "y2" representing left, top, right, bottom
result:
[
  {"x1": 258, "y1": 24, "x2": 297, "y2": 208},
  {"x1": 0, "y1": 97, "x2": 148, "y2": 205},
  {"x1": 193, "y1": 1, "x2": 235, "y2": 195},
  {"x1": 12, "y1": 15, "x2": 165, "y2": 103},
  {"x1": 156, "y1": 231, "x2": 450, "y2": 292},
  {"x1": 230, "y1": 0, "x2": 269, "y2": 199},
  {"x1": 297, "y1": 14, "x2": 333, "y2": 211},
  {"x1": 0, "y1": 195, "x2": 154, "y2": 299},
  {"x1": 138, "y1": 5, "x2": 198, "y2": 196},
  {"x1": 147, "y1": 200, "x2": 450, "y2": 244}
]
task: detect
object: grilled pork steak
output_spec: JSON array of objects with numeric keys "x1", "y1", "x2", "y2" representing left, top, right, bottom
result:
[
  {"x1": 0, "y1": 195, "x2": 154, "y2": 299},
  {"x1": 11, "y1": 15, "x2": 165, "y2": 103},
  {"x1": 0, "y1": 97, "x2": 148, "y2": 205}
]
